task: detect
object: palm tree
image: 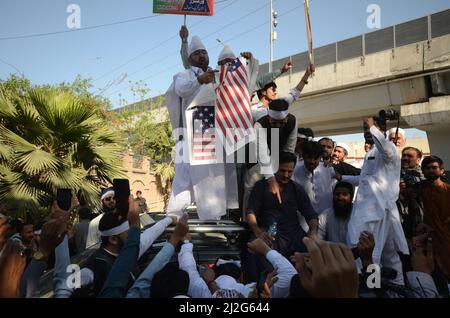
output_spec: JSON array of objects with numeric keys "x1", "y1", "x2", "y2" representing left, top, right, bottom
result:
[
  {"x1": 153, "y1": 161, "x2": 175, "y2": 211},
  {"x1": 0, "y1": 88, "x2": 124, "y2": 215}
]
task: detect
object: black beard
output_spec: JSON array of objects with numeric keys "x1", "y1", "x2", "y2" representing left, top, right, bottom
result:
[
  {"x1": 425, "y1": 174, "x2": 441, "y2": 181},
  {"x1": 333, "y1": 201, "x2": 352, "y2": 219},
  {"x1": 103, "y1": 205, "x2": 115, "y2": 213}
]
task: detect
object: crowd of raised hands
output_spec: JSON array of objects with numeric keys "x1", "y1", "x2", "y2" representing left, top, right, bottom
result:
[
  {"x1": 0, "y1": 195, "x2": 442, "y2": 298},
  {"x1": 0, "y1": 198, "x2": 75, "y2": 298}
]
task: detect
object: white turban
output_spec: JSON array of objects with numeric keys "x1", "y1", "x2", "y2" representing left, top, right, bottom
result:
[
  {"x1": 389, "y1": 127, "x2": 405, "y2": 137},
  {"x1": 218, "y1": 44, "x2": 236, "y2": 63},
  {"x1": 188, "y1": 35, "x2": 207, "y2": 56},
  {"x1": 335, "y1": 142, "x2": 350, "y2": 155}
]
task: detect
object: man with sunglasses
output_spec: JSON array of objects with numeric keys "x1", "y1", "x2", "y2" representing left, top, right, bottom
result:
[
  {"x1": 242, "y1": 64, "x2": 315, "y2": 215},
  {"x1": 86, "y1": 187, "x2": 116, "y2": 249},
  {"x1": 251, "y1": 64, "x2": 314, "y2": 122}
]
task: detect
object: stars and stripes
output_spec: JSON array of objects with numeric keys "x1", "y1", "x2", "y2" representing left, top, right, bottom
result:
[
  {"x1": 215, "y1": 56, "x2": 255, "y2": 155},
  {"x1": 192, "y1": 106, "x2": 216, "y2": 163}
]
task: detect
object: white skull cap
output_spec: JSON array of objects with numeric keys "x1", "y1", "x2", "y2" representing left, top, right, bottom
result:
[
  {"x1": 218, "y1": 44, "x2": 236, "y2": 63},
  {"x1": 335, "y1": 142, "x2": 350, "y2": 155},
  {"x1": 388, "y1": 127, "x2": 405, "y2": 137},
  {"x1": 188, "y1": 35, "x2": 207, "y2": 56}
]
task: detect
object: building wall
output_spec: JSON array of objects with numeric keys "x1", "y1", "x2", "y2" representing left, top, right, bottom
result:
[
  {"x1": 344, "y1": 137, "x2": 430, "y2": 161},
  {"x1": 121, "y1": 152, "x2": 165, "y2": 212}
]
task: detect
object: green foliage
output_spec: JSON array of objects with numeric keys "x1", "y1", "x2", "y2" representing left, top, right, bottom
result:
[
  {"x1": 0, "y1": 75, "x2": 124, "y2": 216},
  {"x1": 114, "y1": 82, "x2": 175, "y2": 207}
]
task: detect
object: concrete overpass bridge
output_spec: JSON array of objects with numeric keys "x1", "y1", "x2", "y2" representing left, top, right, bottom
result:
[{"x1": 262, "y1": 9, "x2": 450, "y2": 162}]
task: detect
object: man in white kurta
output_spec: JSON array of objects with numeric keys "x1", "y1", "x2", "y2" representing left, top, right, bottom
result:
[
  {"x1": 165, "y1": 36, "x2": 236, "y2": 221},
  {"x1": 293, "y1": 141, "x2": 336, "y2": 232},
  {"x1": 340, "y1": 118, "x2": 409, "y2": 285}
]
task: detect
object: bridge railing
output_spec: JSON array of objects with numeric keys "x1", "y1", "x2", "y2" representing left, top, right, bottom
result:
[{"x1": 260, "y1": 9, "x2": 450, "y2": 75}]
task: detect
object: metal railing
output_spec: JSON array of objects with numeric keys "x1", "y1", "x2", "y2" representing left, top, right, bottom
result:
[{"x1": 259, "y1": 9, "x2": 450, "y2": 75}]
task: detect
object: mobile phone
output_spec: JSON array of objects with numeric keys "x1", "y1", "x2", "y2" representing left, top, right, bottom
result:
[
  {"x1": 113, "y1": 179, "x2": 130, "y2": 216},
  {"x1": 256, "y1": 271, "x2": 268, "y2": 295},
  {"x1": 57, "y1": 189, "x2": 72, "y2": 211}
]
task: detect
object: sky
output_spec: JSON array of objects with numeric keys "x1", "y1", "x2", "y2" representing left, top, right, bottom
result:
[{"x1": 1, "y1": 0, "x2": 449, "y2": 141}]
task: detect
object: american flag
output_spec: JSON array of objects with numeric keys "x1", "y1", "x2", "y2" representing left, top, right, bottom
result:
[
  {"x1": 191, "y1": 106, "x2": 216, "y2": 163},
  {"x1": 216, "y1": 57, "x2": 255, "y2": 155}
]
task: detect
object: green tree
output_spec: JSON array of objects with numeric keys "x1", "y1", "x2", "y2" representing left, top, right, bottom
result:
[
  {"x1": 0, "y1": 76, "x2": 124, "y2": 217},
  {"x1": 115, "y1": 82, "x2": 175, "y2": 210}
]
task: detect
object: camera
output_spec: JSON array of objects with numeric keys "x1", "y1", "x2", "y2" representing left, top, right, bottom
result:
[
  {"x1": 401, "y1": 170, "x2": 422, "y2": 187},
  {"x1": 364, "y1": 109, "x2": 400, "y2": 145},
  {"x1": 363, "y1": 121, "x2": 375, "y2": 145},
  {"x1": 379, "y1": 109, "x2": 400, "y2": 122},
  {"x1": 378, "y1": 108, "x2": 400, "y2": 131}
]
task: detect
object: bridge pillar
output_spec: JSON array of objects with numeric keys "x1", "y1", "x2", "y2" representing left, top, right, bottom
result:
[{"x1": 401, "y1": 95, "x2": 450, "y2": 164}]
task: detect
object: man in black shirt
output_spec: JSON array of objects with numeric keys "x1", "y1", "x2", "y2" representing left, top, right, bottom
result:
[
  {"x1": 245, "y1": 152, "x2": 318, "y2": 282},
  {"x1": 332, "y1": 142, "x2": 361, "y2": 176}
]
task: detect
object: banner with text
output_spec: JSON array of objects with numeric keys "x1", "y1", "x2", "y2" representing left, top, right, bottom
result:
[{"x1": 153, "y1": 0, "x2": 214, "y2": 16}]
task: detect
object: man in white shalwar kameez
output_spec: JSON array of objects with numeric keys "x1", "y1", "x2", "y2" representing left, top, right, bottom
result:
[
  {"x1": 338, "y1": 117, "x2": 409, "y2": 285},
  {"x1": 165, "y1": 36, "x2": 239, "y2": 221}
]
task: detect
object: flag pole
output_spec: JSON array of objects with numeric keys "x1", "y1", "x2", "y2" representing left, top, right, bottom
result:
[
  {"x1": 184, "y1": 14, "x2": 187, "y2": 26},
  {"x1": 304, "y1": 0, "x2": 313, "y2": 65}
]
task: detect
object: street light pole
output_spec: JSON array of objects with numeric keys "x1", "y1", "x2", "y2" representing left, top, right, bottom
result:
[
  {"x1": 269, "y1": 0, "x2": 273, "y2": 72},
  {"x1": 269, "y1": 0, "x2": 278, "y2": 73}
]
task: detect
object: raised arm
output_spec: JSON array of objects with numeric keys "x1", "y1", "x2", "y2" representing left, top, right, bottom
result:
[
  {"x1": 128, "y1": 214, "x2": 188, "y2": 298},
  {"x1": 284, "y1": 64, "x2": 315, "y2": 105},
  {"x1": 53, "y1": 236, "x2": 73, "y2": 298},
  {"x1": 179, "y1": 25, "x2": 190, "y2": 70},
  {"x1": 255, "y1": 122, "x2": 274, "y2": 179},
  {"x1": 368, "y1": 120, "x2": 397, "y2": 161},
  {"x1": 99, "y1": 198, "x2": 141, "y2": 298},
  {"x1": 178, "y1": 242, "x2": 212, "y2": 298},
  {"x1": 282, "y1": 117, "x2": 298, "y2": 154},
  {"x1": 138, "y1": 216, "x2": 175, "y2": 258},
  {"x1": 254, "y1": 60, "x2": 292, "y2": 91},
  {"x1": 247, "y1": 238, "x2": 297, "y2": 298}
]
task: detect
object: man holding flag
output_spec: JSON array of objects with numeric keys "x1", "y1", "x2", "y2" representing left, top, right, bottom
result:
[
  {"x1": 165, "y1": 35, "x2": 257, "y2": 220},
  {"x1": 165, "y1": 35, "x2": 230, "y2": 221}
]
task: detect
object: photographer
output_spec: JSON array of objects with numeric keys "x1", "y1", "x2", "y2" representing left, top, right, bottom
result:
[
  {"x1": 401, "y1": 147, "x2": 424, "y2": 181},
  {"x1": 397, "y1": 176, "x2": 423, "y2": 240},
  {"x1": 335, "y1": 115, "x2": 409, "y2": 285},
  {"x1": 397, "y1": 148, "x2": 424, "y2": 239}
]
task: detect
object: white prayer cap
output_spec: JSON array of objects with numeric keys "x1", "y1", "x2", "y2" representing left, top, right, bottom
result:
[
  {"x1": 218, "y1": 44, "x2": 236, "y2": 63},
  {"x1": 389, "y1": 127, "x2": 405, "y2": 137},
  {"x1": 216, "y1": 258, "x2": 241, "y2": 268},
  {"x1": 188, "y1": 35, "x2": 207, "y2": 56},
  {"x1": 335, "y1": 142, "x2": 350, "y2": 155}
]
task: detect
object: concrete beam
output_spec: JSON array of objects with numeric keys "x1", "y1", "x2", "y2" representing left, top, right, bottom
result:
[
  {"x1": 401, "y1": 95, "x2": 450, "y2": 127},
  {"x1": 401, "y1": 95, "x2": 450, "y2": 164},
  {"x1": 290, "y1": 77, "x2": 427, "y2": 136},
  {"x1": 390, "y1": 42, "x2": 424, "y2": 74},
  {"x1": 426, "y1": 127, "x2": 450, "y2": 165},
  {"x1": 424, "y1": 34, "x2": 450, "y2": 71}
]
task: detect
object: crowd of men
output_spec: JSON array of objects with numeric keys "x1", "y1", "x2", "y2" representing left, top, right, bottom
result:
[{"x1": 0, "y1": 29, "x2": 449, "y2": 299}]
